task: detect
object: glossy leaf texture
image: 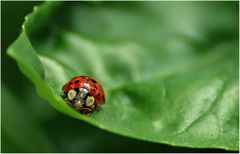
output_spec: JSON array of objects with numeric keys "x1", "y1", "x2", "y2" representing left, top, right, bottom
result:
[{"x1": 7, "y1": 1, "x2": 239, "y2": 150}]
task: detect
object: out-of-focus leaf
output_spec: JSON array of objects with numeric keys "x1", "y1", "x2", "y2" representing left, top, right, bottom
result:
[
  {"x1": 7, "y1": 1, "x2": 239, "y2": 150},
  {"x1": 1, "y1": 84, "x2": 56, "y2": 152}
]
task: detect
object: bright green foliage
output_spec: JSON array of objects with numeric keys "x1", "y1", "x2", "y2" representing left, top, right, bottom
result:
[{"x1": 7, "y1": 1, "x2": 239, "y2": 150}]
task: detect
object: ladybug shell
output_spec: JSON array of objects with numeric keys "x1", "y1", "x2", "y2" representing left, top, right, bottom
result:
[{"x1": 62, "y1": 76, "x2": 105, "y2": 105}]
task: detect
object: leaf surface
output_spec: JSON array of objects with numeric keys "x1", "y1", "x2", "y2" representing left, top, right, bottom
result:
[{"x1": 7, "y1": 1, "x2": 239, "y2": 150}]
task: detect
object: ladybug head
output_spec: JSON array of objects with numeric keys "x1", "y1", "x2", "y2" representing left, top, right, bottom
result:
[{"x1": 63, "y1": 87, "x2": 95, "y2": 114}]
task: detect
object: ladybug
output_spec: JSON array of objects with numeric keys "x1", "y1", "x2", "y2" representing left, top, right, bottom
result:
[{"x1": 62, "y1": 76, "x2": 105, "y2": 114}]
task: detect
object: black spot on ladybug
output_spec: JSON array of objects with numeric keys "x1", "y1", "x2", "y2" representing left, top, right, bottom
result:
[
  {"x1": 97, "y1": 93, "x2": 100, "y2": 96},
  {"x1": 69, "y1": 82, "x2": 72, "y2": 85},
  {"x1": 86, "y1": 93, "x2": 92, "y2": 97},
  {"x1": 91, "y1": 79, "x2": 97, "y2": 83},
  {"x1": 92, "y1": 86, "x2": 97, "y2": 92},
  {"x1": 74, "y1": 88, "x2": 79, "y2": 92},
  {"x1": 74, "y1": 80, "x2": 80, "y2": 84}
]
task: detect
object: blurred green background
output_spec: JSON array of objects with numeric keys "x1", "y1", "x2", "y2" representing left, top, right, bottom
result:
[{"x1": 1, "y1": 1, "x2": 237, "y2": 153}]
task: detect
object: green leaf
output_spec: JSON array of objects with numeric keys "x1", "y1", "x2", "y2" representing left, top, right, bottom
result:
[{"x1": 7, "y1": 1, "x2": 239, "y2": 151}]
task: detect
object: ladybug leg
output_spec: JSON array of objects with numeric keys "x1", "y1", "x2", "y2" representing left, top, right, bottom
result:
[
  {"x1": 64, "y1": 98, "x2": 73, "y2": 107},
  {"x1": 81, "y1": 107, "x2": 94, "y2": 115}
]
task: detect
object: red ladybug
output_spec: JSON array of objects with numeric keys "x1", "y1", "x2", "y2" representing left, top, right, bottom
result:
[{"x1": 62, "y1": 76, "x2": 105, "y2": 114}]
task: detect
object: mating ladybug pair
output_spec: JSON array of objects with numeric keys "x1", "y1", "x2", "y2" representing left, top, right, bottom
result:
[{"x1": 62, "y1": 76, "x2": 105, "y2": 114}]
